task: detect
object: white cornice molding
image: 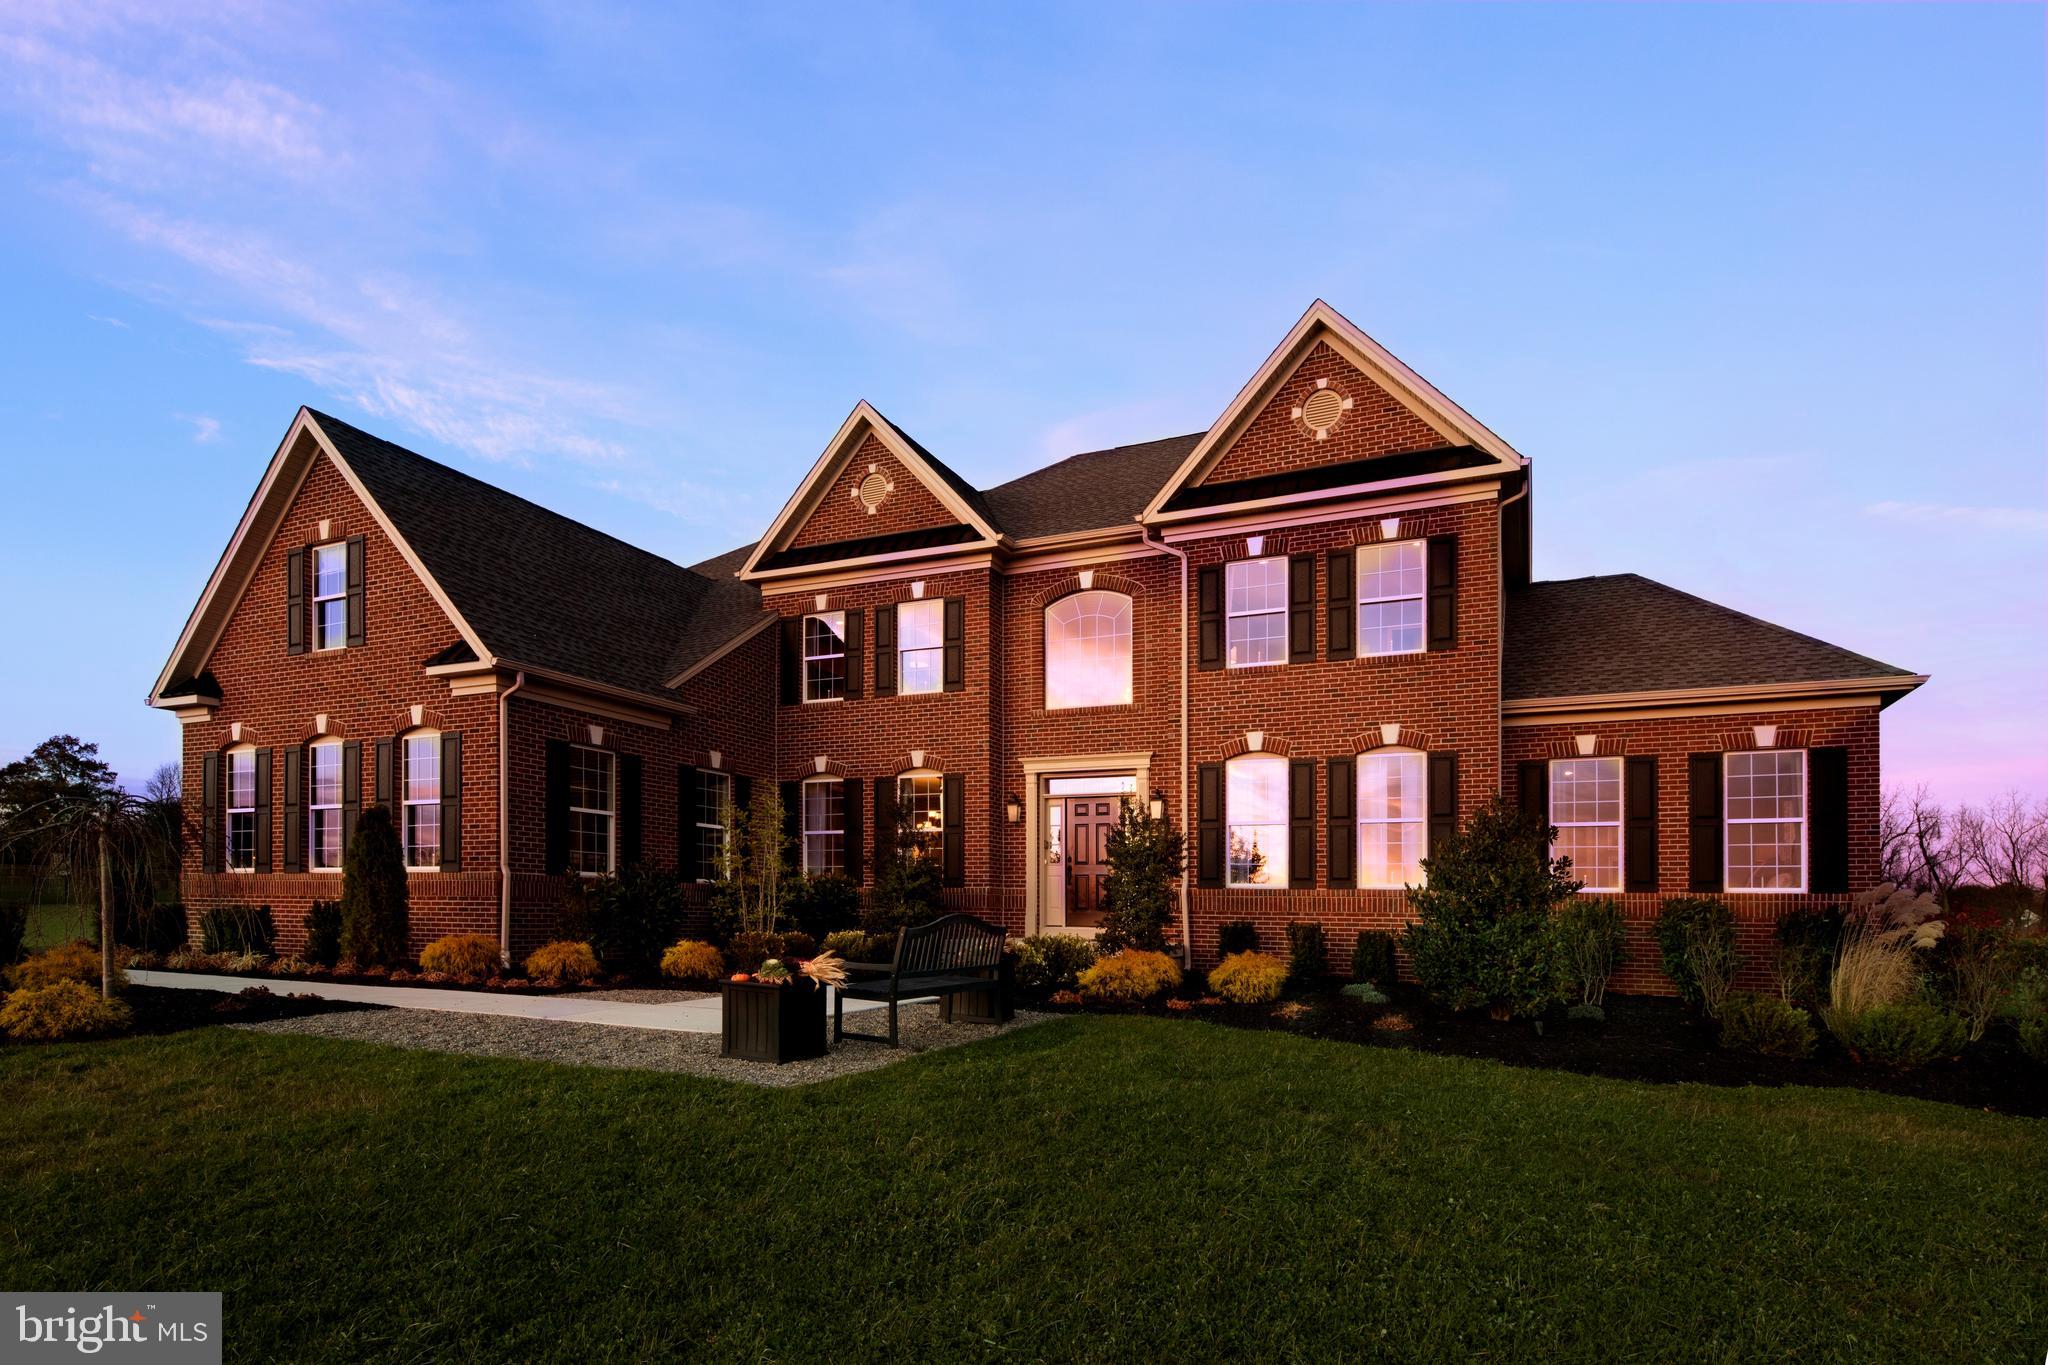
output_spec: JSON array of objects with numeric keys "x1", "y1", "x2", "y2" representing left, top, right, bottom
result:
[{"x1": 1501, "y1": 674, "x2": 1929, "y2": 722}]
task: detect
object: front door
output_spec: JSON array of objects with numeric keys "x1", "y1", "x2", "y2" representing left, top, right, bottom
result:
[{"x1": 1061, "y1": 796, "x2": 1117, "y2": 928}]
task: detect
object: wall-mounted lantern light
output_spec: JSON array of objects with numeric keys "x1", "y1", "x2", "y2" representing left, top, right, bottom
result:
[
  {"x1": 1148, "y1": 788, "x2": 1167, "y2": 821},
  {"x1": 1005, "y1": 793, "x2": 1023, "y2": 824}
]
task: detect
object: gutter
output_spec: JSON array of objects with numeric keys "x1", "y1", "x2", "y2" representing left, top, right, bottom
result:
[
  {"x1": 498, "y1": 669, "x2": 526, "y2": 968},
  {"x1": 1142, "y1": 524, "x2": 1194, "y2": 963}
]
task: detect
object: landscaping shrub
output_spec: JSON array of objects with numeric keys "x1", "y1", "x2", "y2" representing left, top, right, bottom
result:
[
  {"x1": 821, "y1": 928, "x2": 893, "y2": 963},
  {"x1": 0, "y1": 905, "x2": 24, "y2": 965},
  {"x1": 339, "y1": 804, "x2": 409, "y2": 967},
  {"x1": 1403, "y1": 794, "x2": 1577, "y2": 1017},
  {"x1": 523, "y1": 940, "x2": 600, "y2": 985},
  {"x1": 124, "y1": 901, "x2": 187, "y2": 955},
  {"x1": 783, "y1": 874, "x2": 862, "y2": 941},
  {"x1": 418, "y1": 934, "x2": 501, "y2": 979},
  {"x1": 1773, "y1": 905, "x2": 1843, "y2": 1008},
  {"x1": 1835, "y1": 999, "x2": 1967, "y2": 1069},
  {"x1": 1014, "y1": 934, "x2": 1099, "y2": 996},
  {"x1": 1077, "y1": 949, "x2": 1181, "y2": 1004},
  {"x1": 1097, "y1": 800, "x2": 1184, "y2": 953},
  {"x1": 1350, "y1": 930, "x2": 1397, "y2": 990},
  {"x1": 1209, "y1": 951, "x2": 1287, "y2": 1004},
  {"x1": 558, "y1": 866, "x2": 685, "y2": 973},
  {"x1": 867, "y1": 800, "x2": 946, "y2": 934},
  {"x1": 199, "y1": 905, "x2": 275, "y2": 957},
  {"x1": 1342, "y1": 982, "x2": 1389, "y2": 1006},
  {"x1": 1217, "y1": 920, "x2": 1260, "y2": 957},
  {"x1": 0, "y1": 979, "x2": 132, "y2": 1042},
  {"x1": 1719, "y1": 992, "x2": 1817, "y2": 1059},
  {"x1": 2020, "y1": 1014, "x2": 2048, "y2": 1066},
  {"x1": 1285, "y1": 921, "x2": 1328, "y2": 984},
  {"x1": 1933, "y1": 925, "x2": 2019, "y2": 1043},
  {"x1": 1821, "y1": 884, "x2": 1945, "y2": 1049},
  {"x1": 302, "y1": 901, "x2": 342, "y2": 967},
  {"x1": 7, "y1": 940, "x2": 123, "y2": 992},
  {"x1": 1566, "y1": 1002, "x2": 1605, "y2": 1025},
  {"x1": 660, "y1": 939, "x2": 726, "y2": 982},
  {"x1": 725, "y1": 930, "x2": 816, "y2": 973},
  {"x1": 1554, "y1": 898, "x2": 1626, "y2": 1008},
  {"x1": 1653, "y1": 897, "x2": 1737, "y2": 1013}
]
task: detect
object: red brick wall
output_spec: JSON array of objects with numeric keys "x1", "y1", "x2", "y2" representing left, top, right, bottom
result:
[
  {"x1": 788, "y1": 432, "x2": 963, "y2": 549},
  {"x1": 1199, "y1": 341, "x2": 1451, "y2": 486}
]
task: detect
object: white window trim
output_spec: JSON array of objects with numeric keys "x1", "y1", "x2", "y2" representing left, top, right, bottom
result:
[
  {"x1": 897, "y1": 768, "x2": 946, "y2": 843},
  {"x1": 1356, "y1": 538, "x2": 1426, "y2": 658},
  {"x1": 1225, "y1": 753, "x2": 1288, "y2": 888},
  {"x1": 695, "y1": 771, "x2": 732, "y2": 883},
  {"x1": 569, "y1": 744, "x2": 616, "y2": 878},
  {"x1": 1549, "y1": 756, "x2": 1623, "y2": 893},
  {"x1": 402, "y1": 730, "x2": 440, "y2": 873},
  {"x1": 1224, "y1": 556, "x2": 1289, "y2": 670},
  {"x1": 801, "y1": 775, "x2": 844, "y2": 875},
  {"x1": 896, "y1": 599, "x2": 945, "y2": 697},
  {"x1": 1725, "y1": 749, "x2": 1807, "y2": 894},
  {"x1": 802, "y1": 611, "x2": 847, "y2": 704},
  {"x1": 312, "y1": 541, "x2": 348, "y2": 652},
  {"x1": 1044, "y1": 590, "x2": 1134, "y2": 711},
  {"x1": 225, "y1": 744, "x2": 257, "y2": 873},
  {"x1": 308, "y1": 739, "x2": 343, "y2": 874},
  {"x1": 1356, "y1": 748, "x2": 1427, "y2": 890}
]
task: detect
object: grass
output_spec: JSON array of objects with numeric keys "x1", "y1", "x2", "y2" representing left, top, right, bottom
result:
[
  {"x1": 15, "y1": 900, "x2": 94, "y2": 951},
  {"x1": 2, "y1": 1015, "x2": 2042, "y2": 1362}
]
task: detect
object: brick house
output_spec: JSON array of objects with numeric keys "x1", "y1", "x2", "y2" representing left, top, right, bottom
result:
[{"x1": 150, "y1": 301, "x2": 1924, "y2": 990}]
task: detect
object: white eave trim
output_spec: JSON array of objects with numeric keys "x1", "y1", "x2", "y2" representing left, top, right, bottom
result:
[
  {"x1": 1501, "y1": 674, "x2": 1930, "y2": 716},
  {"x1": 1146, "y1": 471, "x2": 1504, "y2": 529},
  {"x1": 742, "y1": 537, "x2": 1003, "y2": 582}
]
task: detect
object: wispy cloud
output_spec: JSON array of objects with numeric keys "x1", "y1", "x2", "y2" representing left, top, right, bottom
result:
[
  {"x1": 86, "y1": 312, "x2": 128, "y2": 328},
  {"x1": 176, "y1": 412, "x2": 220, "y2": 442},
  {"x1": 1863, "y1": 501, "x2": 2048, "y2": 535}
]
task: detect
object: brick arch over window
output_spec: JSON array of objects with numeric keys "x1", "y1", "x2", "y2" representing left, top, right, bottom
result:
[
  {"x1": 1028, "y1": 570, "x2": 1144, "y2": 613},
  {"x1": 1347, "y1": 724, "x2": 1442, "y2": 755},
  {"x1": 785, "y1": 756, "x2": 850, "y2": 781},
  {"x1": 891, "y1": 749, "x2": 951, "y2": 776},
  {"x1": 1217, "y1": 732, "x2": 1294, "y2": 760},
  {"x1": 380, "y1": 704, "x2": 451, "y2": 736}
]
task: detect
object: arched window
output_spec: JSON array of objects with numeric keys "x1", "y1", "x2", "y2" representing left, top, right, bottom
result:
[
  {"x1": 1357, "y1": 749, "x2": 1426, "y2": 888},
  {"x1": 225, "y1": 744, "x2": 258, "y2": 871},
  {"x1": 1225, "y1": 753, "x2": 1288, "y2": 887},
  {"x1": 402, "y1": 730, "x2": 441, "y2": 870},
  {"x1": 308, "y1": 739, "x2": 344, "y2": 871},
  {"x1": 1045, "y1": 590, "x2": 1132, "y2": 709}
]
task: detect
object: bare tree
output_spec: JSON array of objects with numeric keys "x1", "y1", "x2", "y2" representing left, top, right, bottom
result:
[
  {"x1": 1878, "y1": 784, "x2": 1968, "y2": 909},
  {"x1": 1959, "y1": 789, "x2": 2047, "y2": 890}
]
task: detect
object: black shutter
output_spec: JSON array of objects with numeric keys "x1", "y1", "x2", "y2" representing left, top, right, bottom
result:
[
  {"x1": 1688, "y1": 753, "x2": 1723, "y2": 892},
  {"x1": 286, "y1": 547, "x2": 306, "y2": 655},
  {"x1": 1809, "y1": 747, "x2": 1850, "y2": 894},
  {"x1": 543, "y1": 740, "x2": 571, "y2": 875},
  {"x1": 282, "y1": 746, "x2": 304, "y2": 874},
  {"x1": 618, "y1": 754, "x2": 643, "y2": 870},
  {"x1": 201, "y1": 751, "x2": 221, "y2": 874},
  {"x1": 344, "y1": 535, "x2": 366, "y2": 648},
  {"x1": 341, "y1": 739, "x2": 362, "y2": 855},
  {"x1": 942, "y1": 772, "x2": 966, "y2": 886},
  {"x1": 942, "y1": 598, "x2": 966, "y2": 692},
  {"x1": 781, "y1": 782, "x2": 802, "y2": 874},
  {"x1": 1325, "y1": 549, "x2": 1355, "y2": 660},
  {"x1": 1427, "y1": 752, "x2": 1459, "y2": 854},
  {"x1": 1196, "y1": 762, "x2": 1223, "y2": 888},
  {"x1": 677, "y1": 766, "x2": 701, "y2": 882},
  {"x1": 1426, "y1": 536, "x2": 1457, "y2": 652},
  {"x1": 843, "y1": 771, "x2": 865, "y2": 885},
  {"x1": 1196, "y1": 565, "x2": 1224, "y2": 671},
  {"x1": 440, "y1": 732, "x2": 463, "y2": 873},
  {"x1": 253, "y1": 748, "x2": 272, "y2": 874},
  {"x1": 1288, "y1": 554, "x2": 1316, "y2": 664},
  {"x1": 1518, "y1": 760, "x2": 1550, "y2": 828},
  {"x1": 374, "y1": 739, "x2": 393, "y2": 807},
  {"x1": 873, "y1": 776, "x2": 896, "y2": 877},
  {"x1": 1624, "y1": 755, "x2": 1658, "y2": 893},
  {"x1": 873, "y1": 605, "x2": 897, "y2": 696},
  {"x1": 1326, "y1": 757, "x2": 1355, "y2": 889},
  {"x1": 779, "y1": 617, "x2": 802, "y2": 704},
  {"x1": 1288, "y1": 758, "x2": 1316, "y2": 887},
  {"x1": 843, "y1": 609, "x2": 864, "y2": 700}
]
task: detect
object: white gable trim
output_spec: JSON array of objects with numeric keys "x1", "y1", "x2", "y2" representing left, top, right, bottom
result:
[
  {"x1": 737, "y1": 401, "x2": 1003, "y2": 580},
  {"x1": 1139, "y1": 300, "x2": 1527, "y2": 522}
]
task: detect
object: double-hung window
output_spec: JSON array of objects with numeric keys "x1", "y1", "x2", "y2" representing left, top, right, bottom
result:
[
  {"x1": 569, "y1": 746, "x2": 616, "y2": 875},
  {"x1": 696, "y1": 771, "x2": 732, "y2": 881},
  {"x1": 1044, "y1": 591, "x2": 1132, "y2": 709},
  {"x1": 898, "y1": 770, "x2": 944, "y2": 856},
  {"x1": 802, "y1": 778, "x2": 844, "y2": 874},
  {"x1": 1357, "y1": 540, "x2": 1425, "y2": 656},
  {"x1": 1550, "y1": 757, "x2": 1621, "y2": 892},
  {"x1": 309, "y1": 741, "x2": 343, "y2": 871},
  {"x1": 803, "y1": 612, "x2": 847, "y2": 702},
  {"x1": 1357, "y1": 750, "x2": 1426, "y2": 887},
  {"x1": 226, "y1": 748, "x2": 257, "y2": 871},
  {"x1": 1726, "y1": 750, "x2": 1805, "y2": 891},
  {"x1": 1225, "y1": 557, "x2": 1288, "y2": 668},
  {"x1": 403, "y1": 734, "x2": 440, "y2": 870},
  {"x1": 312, "y1": 544, "x2": 348, "y2": 651},
  {"x1": 897, "y1": 600, "x2": 945, "y2": 695},
  {"x1": 1225, "y1": 754, "x2": 1288, "y2": 887}
]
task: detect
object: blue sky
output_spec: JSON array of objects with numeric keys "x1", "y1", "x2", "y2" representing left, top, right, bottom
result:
[{"x1": 1, "y1": 2, "x2": 2041, "y2": 802}]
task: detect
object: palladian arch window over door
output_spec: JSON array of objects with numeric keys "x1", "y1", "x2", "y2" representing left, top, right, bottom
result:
[{"x1": 1045, "y1": 590, "x2": 1132, "y2": 709}]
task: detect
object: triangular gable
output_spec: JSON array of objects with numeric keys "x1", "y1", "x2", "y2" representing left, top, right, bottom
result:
[
  {"x1": 149, "y1": 409, "x2": 492, "y2": 705},
  {"x1": 738, "y1": 401, "x2": 1003, "y2": 579},
  {"x1": 1140, "y1": 300, "x2": 1525, "y2": 522}
]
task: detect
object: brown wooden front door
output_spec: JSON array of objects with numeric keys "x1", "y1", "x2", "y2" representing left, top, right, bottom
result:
[{"x1": 1062, "y1": 797, "x2": 1117, "y2": 928}]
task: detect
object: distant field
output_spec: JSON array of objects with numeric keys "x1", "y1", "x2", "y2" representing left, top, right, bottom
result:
[{"x1": 21, "y1": 901, "x2": 94, "y2": 949}]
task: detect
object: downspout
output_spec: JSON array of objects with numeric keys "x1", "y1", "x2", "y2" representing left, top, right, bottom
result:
[
  {"x1": 1495, "y1": 473, "x2": 1531, "y2": 799},
  {"x1": 1142, "y1": 526, "x2": 1193, "y2": 962},
  {"x1": 497, "y1": 669, "x2": 527, "y2": 968}
]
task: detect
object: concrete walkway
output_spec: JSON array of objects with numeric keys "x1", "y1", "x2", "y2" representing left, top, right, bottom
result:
[{"x1": 131, "y1": 969, "x2": 916, "y2": 1035}]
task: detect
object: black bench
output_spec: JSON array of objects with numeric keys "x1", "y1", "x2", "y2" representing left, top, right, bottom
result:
[{"x1": 834, "y1": 913, "x2": 1008, "y2": 1047}]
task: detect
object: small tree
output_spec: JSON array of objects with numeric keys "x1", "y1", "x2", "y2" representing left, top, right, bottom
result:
[
  {"x1": 867, "y1": 801, "x2": 945, "y2": 933},
  {"x1": 1402, "y1": 793, "x2": 1578, "y2": 1017},
  {"x1": 1097, "y1": 798, "x2": 1184, "y2": 953},
  {"x1": 720, "y1": 781, "x2": 787, "y2": 938},
  {"x1": 338, "y1": 804, "x2": 409, "y2": 966}
]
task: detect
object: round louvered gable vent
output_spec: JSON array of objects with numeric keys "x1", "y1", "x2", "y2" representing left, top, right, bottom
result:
[{"x1": 851, "y1": 463, "x2": 895, "y2": 515}]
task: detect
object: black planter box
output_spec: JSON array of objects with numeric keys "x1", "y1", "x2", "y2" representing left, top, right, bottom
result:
[
  {"x1": 939, "y1": 959, "x2": 1015, "y2": 1026},
  {"x1": 720, "y1": 979, "x2": 828, "y2": 1063}
]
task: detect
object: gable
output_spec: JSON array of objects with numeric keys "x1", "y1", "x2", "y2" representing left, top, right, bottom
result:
[
  {"x1": 789, "y1": 431, "x2": 962, "y2": 549},
  {"x1": 1198, "y1": 341, "x2": 1452, "y2": 485}
]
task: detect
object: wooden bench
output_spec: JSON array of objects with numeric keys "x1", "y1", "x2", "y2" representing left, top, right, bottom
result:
[{"x1": 834, "y1": 913, "x2": 1008, "y2": 1047}]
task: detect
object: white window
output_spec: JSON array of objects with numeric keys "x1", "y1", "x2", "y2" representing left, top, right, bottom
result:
[
  {"x1": 1357, "y1": 750, "x2": 1426, "y2": 888},
  {"x1": 897, "y1": 600, "x2": 945, "y2": 696},
  {"x1": 802, "y1": 777, "x2": 844, "y2": 875},
  {"x1": 313, "y1": 543, "x2": 348, "y2": 651},
  {"x1": 226, "y1": 747, "x2": 257, "y2": 871},
  {"x1": 404, "y1": 733, "x2": 440, "y2": 870},
  {"x1": 1726, "y1": 750, "x2": 1805, "y2": 892},
  {"x1": 1550, "y1": 757, "x2": 1622, "y2": 892},
  {"x1": 1357, "y1": 540, "x2": 1425, "y2": 656},
  {"x1": 309, "y1": 740, "x2": 343, "y2": 871},
  {"x1": 696, "y1": 771, "x2": 732, "y2": 881},
  {"x1": 898, "y1": 770, "x2": 944, "y2": 855},
  {"x1": 1225, "y1": 557, "x2": 1288, "y2": 668},
  {"x1": 569, "y1": 745, "x2": 616, "y2": 876},
  {"x1": 803, "y1": 612, "x2": 847, "y2": 702},
  {"x1": 1045, "y1": 591, "x2": 1132, "y2": 709},
  {"x1": 1226, "y1": 754, "x2": 1288, "y2": 887}
]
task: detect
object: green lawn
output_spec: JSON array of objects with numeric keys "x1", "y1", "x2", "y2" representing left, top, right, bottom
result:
[
  {"x1": 1, "y1": 1016, "x2": 2041, "y2": 1363},
  {"x1": 16, "y1": 900, "x2": 93, "y2": 951}
]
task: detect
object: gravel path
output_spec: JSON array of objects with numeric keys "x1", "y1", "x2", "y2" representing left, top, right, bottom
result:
[{"x1": 232, "y1": 1004, "x2": 1054, "y2": 1087}]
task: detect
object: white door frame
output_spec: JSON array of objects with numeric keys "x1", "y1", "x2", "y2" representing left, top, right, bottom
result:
[{"x1": 1021, "y1": 751, "x2": 1152, "y2": 937}]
